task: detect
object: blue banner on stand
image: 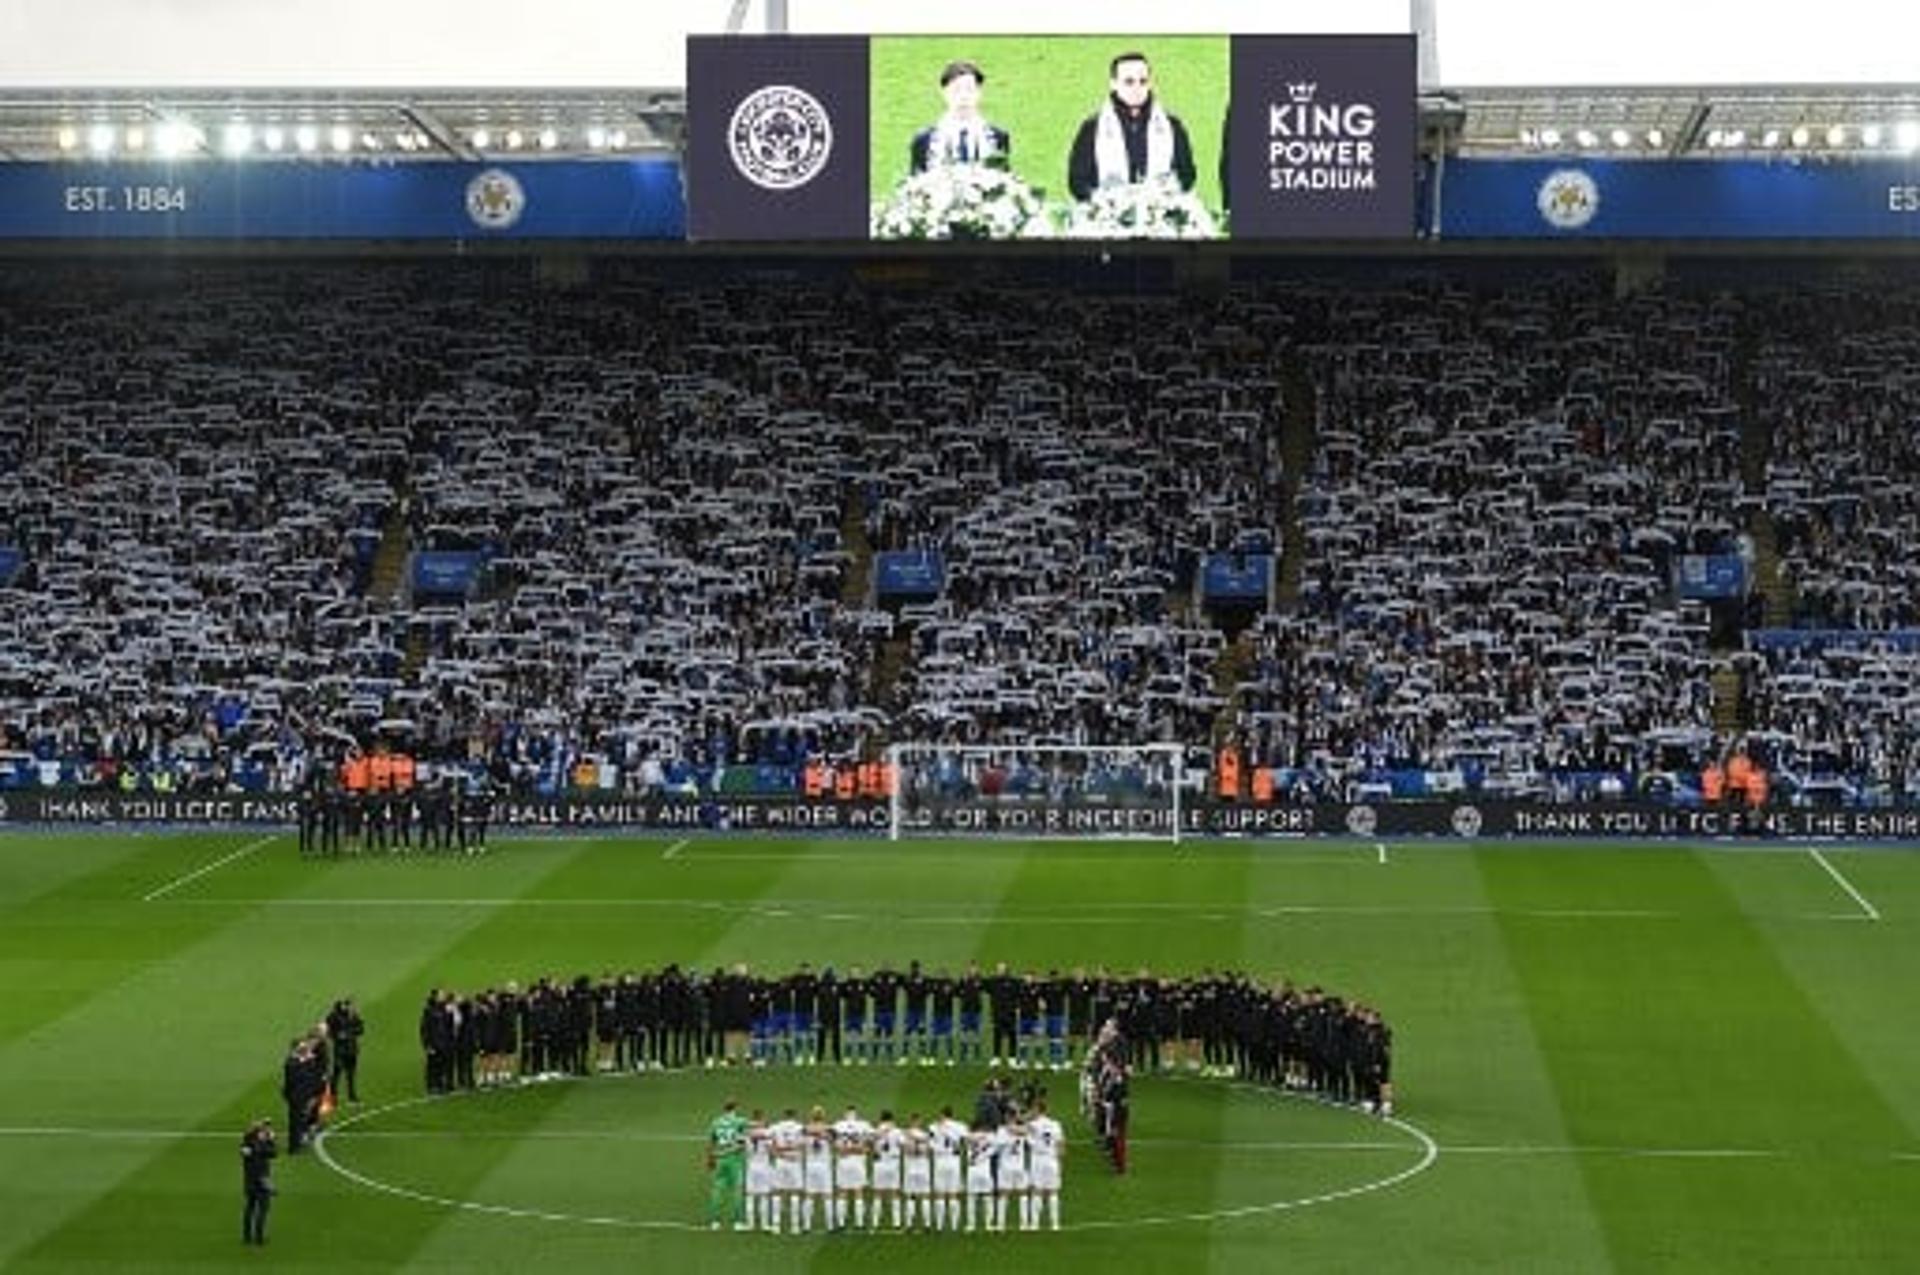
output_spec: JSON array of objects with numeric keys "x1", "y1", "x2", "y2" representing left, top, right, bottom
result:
[
  {"x1": 1677, "y1": 554, "x2": 1746, "y2": 600},
  {"x1": 875, "y1": 550, "x2": 945, "y2": 600},
  {"x1": 1748, "y1": 629, "x2": 1920, "y2": 653},
  {"x1": 1442, "y1": 158, "x2": 1920, "y2": 239},
  {"x1": 1202, "y1": 553, "x2": 1272, "y2": 603},
  {"x1": 413, "y1": 551, "x2": 485, "y2": 598},
  {"x1": 0, "y1": 161, "x2": 685, "y2": 239}
]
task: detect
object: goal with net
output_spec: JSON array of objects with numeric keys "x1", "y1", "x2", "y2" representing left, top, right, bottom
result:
[{"x1": 884, "y1": 743, "x2": 1187, "y2": 843}]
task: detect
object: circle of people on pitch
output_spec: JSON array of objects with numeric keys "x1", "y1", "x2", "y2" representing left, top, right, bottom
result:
[{"x1": 415, "y1": 961, "x2": 1394, "y2": 1118}]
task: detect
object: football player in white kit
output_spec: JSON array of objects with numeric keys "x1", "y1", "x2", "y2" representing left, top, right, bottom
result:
[
  {"x1": 869, "y1": 1111, "x2": 904, "y2": 1229},
  {"x1": 743, "y1": 1110, "x2": 775, "y2": 1233},
  {"x1": 901, "y1": 1113, "x2": 934, "y2": 1230},
  {"x1": 770, "y1": 1106, "x2": 805, "y2": 1234},
  {"x1": 930, "y1": 1106, "x2": 969, "y2": 1232},
  {"x1": 964, "y1": 1123, "x2": 998, "y2": 1232},
  {"x1": 801, "y1": 1106, "x2": 835, "y2": 1233},
  {"x1": 995, "y1": 1116, "x2": 1029, "y2": 1232},
  {"x1": 1027, "y1": 1096, "x2": 1066, "y2": 1231},
  {"x1": 831, "y1": 1104, "x2": 873, "y2": 1229}
]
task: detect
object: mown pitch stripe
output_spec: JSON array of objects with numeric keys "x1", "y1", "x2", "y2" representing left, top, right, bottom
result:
[{"x1": 139, "y1": 832, "x2": 278, "y2": 901}]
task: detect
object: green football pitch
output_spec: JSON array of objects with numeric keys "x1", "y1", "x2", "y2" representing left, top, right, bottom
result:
[{"x1": 1, "y1": 829, "x2": 1917, "y2": 1272}]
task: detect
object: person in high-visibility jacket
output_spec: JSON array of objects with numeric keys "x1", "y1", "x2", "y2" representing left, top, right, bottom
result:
[
  {"x1": 1726, "y1": 751, "x2": 1756, "y2": 807},
  {"x1": 1251, "y1": 766, "x2": 1275, "y2": 804},
  {"x1": 1700, "y1": 761, "x2": 1725, "y2": 806},
  {"x1": 1216, "y1": 745, "x2": 1242, "y2": 801}
]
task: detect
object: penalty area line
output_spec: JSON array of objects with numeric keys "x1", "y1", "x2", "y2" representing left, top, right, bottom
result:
[
  {"x1": 1808, "y1": 847, "x2": 1881, "y2": 921},
  {"x1": 661, "y1": 838, "x2": 690, "y2": 861},
  {"x1": 141, "y1": 833, "x2": 280, "y2": 902}
]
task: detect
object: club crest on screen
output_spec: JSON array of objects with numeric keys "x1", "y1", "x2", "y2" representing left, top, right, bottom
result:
[{"x1": 728, "y1": 85, "x2": 834, "y2": 191}]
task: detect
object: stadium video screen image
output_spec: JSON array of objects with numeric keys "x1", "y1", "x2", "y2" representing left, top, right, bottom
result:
[{"x1": 686, "y1": 34, "x2": 1415, "y2": 241}]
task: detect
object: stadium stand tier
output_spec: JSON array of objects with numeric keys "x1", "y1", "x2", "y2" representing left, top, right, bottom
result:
[{"x1": 1, "y1": 264, "x2": 1915, "y2": 806}]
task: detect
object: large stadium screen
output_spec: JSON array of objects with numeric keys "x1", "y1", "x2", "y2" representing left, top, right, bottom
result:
[{"x1": 686, "y1": 34, "x2": 1414, "y2": 242}]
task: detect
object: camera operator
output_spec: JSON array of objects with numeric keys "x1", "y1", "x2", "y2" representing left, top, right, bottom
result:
[{"x1": 240, "y1": 1118, "x2": 277, "y2": 1245}]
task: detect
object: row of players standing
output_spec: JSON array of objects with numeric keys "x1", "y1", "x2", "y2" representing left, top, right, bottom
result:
[
  {"x1": 418, "y1": 962, "x2": 1393, "y2": 1115},
  {"x1": 296, "y1": 777, "x2": 493, "y2": 857}
]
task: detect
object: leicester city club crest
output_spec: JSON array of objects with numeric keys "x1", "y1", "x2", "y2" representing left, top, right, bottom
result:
[
  {"x1": 465, "y1": 168, "x2": 527, "y2": 230},
  {"x1": 1536, "y1": 168, "x2": 1599, "y2": 230},
  {"x1": 727, "y1": 85, "x2": 834, "y2": 191}
]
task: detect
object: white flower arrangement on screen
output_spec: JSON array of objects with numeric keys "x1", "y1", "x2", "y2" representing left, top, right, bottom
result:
[
  {"x1": 1060, "y1": 177, "x2": 1220, "y2": 240},
  {"x1": 871, "y1": 162, "x2": 1052, "y2": 240}
]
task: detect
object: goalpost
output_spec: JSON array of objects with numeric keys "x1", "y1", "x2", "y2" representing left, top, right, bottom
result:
[{"x1": 885, "y1": 742, "x2": 1186, "y2": 845}]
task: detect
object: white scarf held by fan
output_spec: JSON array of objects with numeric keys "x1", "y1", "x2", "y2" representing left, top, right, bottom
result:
[{"x1": 1093, "y1": 97, "x2": 1173, "y2": 188}]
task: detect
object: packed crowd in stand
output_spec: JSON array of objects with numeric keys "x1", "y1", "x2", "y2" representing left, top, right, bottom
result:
[{"x1": 2, "y1": 264, "x2": 1916, "y2": 803}]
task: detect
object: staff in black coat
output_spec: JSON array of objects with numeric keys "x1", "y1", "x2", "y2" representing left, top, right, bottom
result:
[{"x1": 240, "y1": 1118, "x2": 277, "y2": 1244}]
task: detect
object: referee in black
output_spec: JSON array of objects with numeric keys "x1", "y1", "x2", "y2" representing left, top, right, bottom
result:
[{"x1": 240, "y1": 1118, "x2": 277, "y2": 1244}]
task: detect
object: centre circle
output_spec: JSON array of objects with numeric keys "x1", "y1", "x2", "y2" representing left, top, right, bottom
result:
[{"x1": 314, "y1": 1067, "x2": 1438, "y2": 1233}]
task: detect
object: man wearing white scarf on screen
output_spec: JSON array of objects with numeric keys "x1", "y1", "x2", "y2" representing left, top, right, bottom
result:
[
  {"x1": 910, "y1": 59, "x2": 1011, "y2": 173},
  {"x1": 1067, "y1": 51, "x2": 1198, "y2": 201}
]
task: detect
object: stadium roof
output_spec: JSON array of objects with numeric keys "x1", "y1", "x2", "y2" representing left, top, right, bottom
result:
[{"x1": 0, "y1": 0, "x2": 1914, "y2": 161}]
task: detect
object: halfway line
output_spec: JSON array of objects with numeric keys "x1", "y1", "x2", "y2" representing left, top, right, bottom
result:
[
  {"x1": 1808, "y1": 847, "x2": 1881, "y2": 921},
  {"x1": 141, "y1": 833, "x2": 279, "y2": 902}
]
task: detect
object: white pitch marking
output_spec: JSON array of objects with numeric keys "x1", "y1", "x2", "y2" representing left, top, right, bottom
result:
[
  {"x1": 660, "y1": 838, "x2": 690, "y2": 861},
  {"x1": 1808, "y1": 848, "x2": 1880, "y2": 921},
  {"x1": 152, "y1": 896, "x2": 1877, "y2": 926},
  {"x1": 311, "y1": 1073, "x2": 1443, "y2": 1234},
  {"x1": 3, "y1": 1121, "x2": 1901, "y2": 1172},
  {"x1": 141, "y1": 833, "x2": 279, "y2": 902},
  {"x1": 1376, "y1": 842, "x2": 1389, "y2": 865}
]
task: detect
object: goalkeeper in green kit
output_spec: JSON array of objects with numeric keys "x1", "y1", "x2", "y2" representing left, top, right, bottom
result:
[{"x1": 706, "y1": 1098, "x2": 750, "y2": 1230}]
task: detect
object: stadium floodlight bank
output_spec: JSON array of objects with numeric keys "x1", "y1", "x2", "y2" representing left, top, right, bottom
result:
[{"x1": 886, "y1": 743, "x2": 1185, "y2": 844}]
